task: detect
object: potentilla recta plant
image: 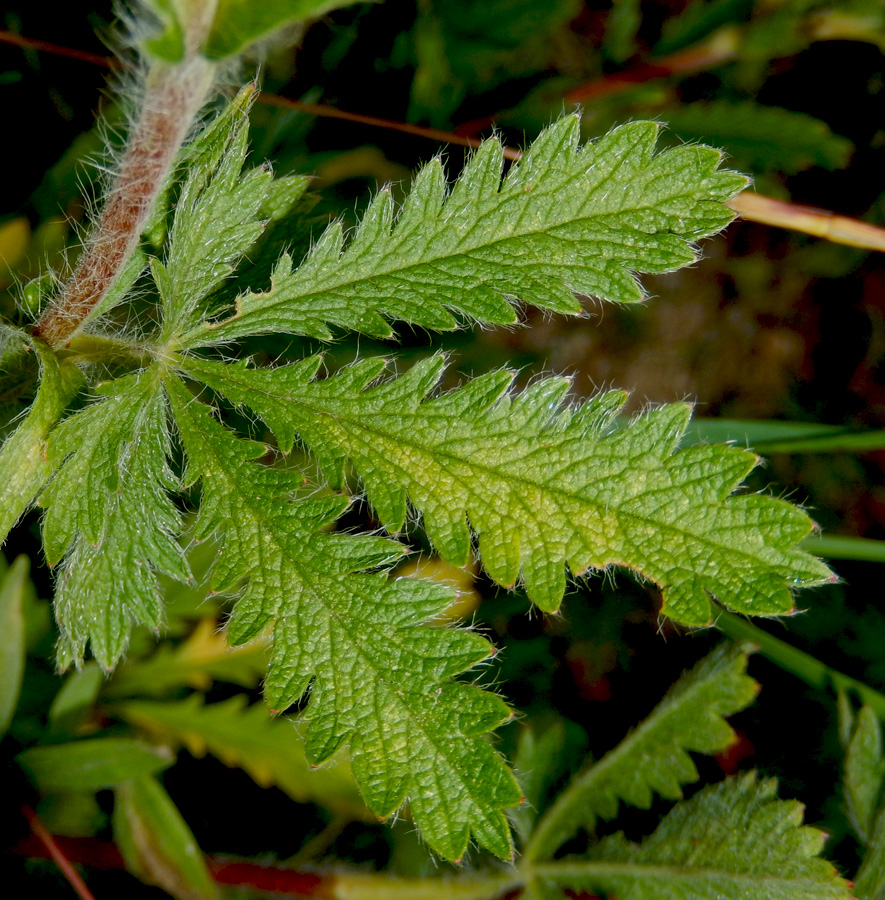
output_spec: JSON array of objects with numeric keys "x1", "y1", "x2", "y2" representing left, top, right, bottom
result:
[{"x1": 0, "y1": 1, "x2": 853, "y2": 896}]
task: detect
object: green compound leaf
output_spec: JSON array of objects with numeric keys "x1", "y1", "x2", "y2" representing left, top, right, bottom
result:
[
  {"x1": 166, "y1": 375, "x2": 521, "y2": 861},
  {"x1": 39, "y1": 370, "x2": 188, "y2": 669},
  {"x1": 115, "y1": 694, "x2": 370, "y2": 820},
  {"x1": 178, "y1": 117, "x2": 747, "y2": 347},
  {"x1": 525, "y1": 642, "x2": 758, "y2": 861},
  {"x1": 531, "y1": 773, "x2": 853, "y2": 900},
  {"x1": 158, "y1": 84, "x2": 271, "y2": 341},
  {"x1": 181, "y1": 353, "x2": 833, "y2": 622}
]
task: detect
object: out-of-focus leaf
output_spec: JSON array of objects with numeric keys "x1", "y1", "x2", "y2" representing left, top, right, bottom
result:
[
  {"x1": 0, "y1": 555, "x2": 29, "y2": 735},
  {"x1": 662, "y1": 100, "x2": 852, "y2": 175},
  {"x1": 16, "y1": 738, "x2": 173, "y2": 792},
  {"x1": 48, "y1": 662, "x2": 104, "y2": 735},
  {"x1": 105, "y1": 618, "x2": 269, "y2": 698},
  {"x1": 115, "y1": 694, "x2": 371, "y2": 820},
  {"x1": 205, "y1": 0, "x2": 361, "y2": 60},
  {"x1": 842, "y1": 704, "x2": 885, "y2": 844},
  {"x1": 603, "y1": 0, "x2": 642, "y2": 63},
  {"x1": 656, "y1": 0, "x2": 753, "y2": 55},
  {"x1": 114, "y1": 774, "x2": 220, "y2": 900}
]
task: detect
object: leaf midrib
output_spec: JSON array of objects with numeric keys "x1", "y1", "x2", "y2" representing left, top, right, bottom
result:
[{"x1": 182, "y1": 159, "x2": 709, "y2": 344}]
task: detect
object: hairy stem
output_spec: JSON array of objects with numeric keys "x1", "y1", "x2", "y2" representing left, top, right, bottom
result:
[{"x1": 33, "y1": 54, "x2": 215, "y2": 347}]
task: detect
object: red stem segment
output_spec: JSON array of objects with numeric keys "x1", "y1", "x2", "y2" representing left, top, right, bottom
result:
[{"x1": 20, "y1": 804, "x2": 99, "y2": 900}]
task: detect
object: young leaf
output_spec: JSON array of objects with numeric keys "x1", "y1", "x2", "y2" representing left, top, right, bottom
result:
[
  {"x1": 158, "y1": 85, "x2": 272, "y2": 341},
  {"x1": 115, "y1": 693, "x2": 370, "y2": 820},
  {"x1": 525, "y1": 641, "x2": 758, "y2": 861},
  {"x1": 114, "y1": 774, "x2": 220, "y2": 900},
  {"x1": 857, "y1": 805, "x2": 885, "y2": 900},
  {"x1": 166, "y1": 376, "x2": 522, "y2": 861},
  {"x1": 181, "y1": 354, "x2": 832, "y2": 620},
  {"x1": 530, "y1": 773, "x2": 852, "y2": 900},
  {"x1": 178, "y1": 117, "x2": 747, "y2": 347},
  {"x1": 0, "y1": 337, "x2": 84, "y2": 545},
  {"x1": 39, "y1": 370, "x2": 188, "y2": 669},
  {"x1": 48, "y1": 662, "x2": 104, "y2": 736}
]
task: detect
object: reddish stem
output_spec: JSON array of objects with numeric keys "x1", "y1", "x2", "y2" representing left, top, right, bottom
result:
[
  {"x1": 32, "y1": 57, "x2": 214, "y2": 348},
  {"x1": 13, "y1": 831, "x2": 336, "y2": 898},
  {"x1": 20, "y1": 804, "x2": 99, "y2": 900},
  {"x1": 0, "y1": 28, "x2": 115, "y2": 67}
]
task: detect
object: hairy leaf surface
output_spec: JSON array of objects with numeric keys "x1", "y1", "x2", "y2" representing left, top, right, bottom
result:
[
  {"x1": 525, "y1": 641, "x2": 758, "y2": 860},
  {"x1": 178, "y1": 117, "x2": 747, "y2": 347},
  {"x1": 158, "y1": 85, "x2": 272, "y2": 341},
  {"x1": 167, "y1": 376, "x2": 521, "y2": 860},
  {"x1": 532, "y1": 773, "x2": 852, "y2": 900},
  {"x1": 39, "y1": 371, "x2": 188, "y2": 668},
  {"x1": 182, "y1": 354, "x2": 832, "y2": 620}
]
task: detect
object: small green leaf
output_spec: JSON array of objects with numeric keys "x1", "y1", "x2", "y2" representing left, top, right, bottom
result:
[
  {"x1": 48, "y1": 662, "x2": 104, "y2": 736},
  {"x1": 179, "y1": 118, "x2": 747, "y2": 347},
  {"x1": 843, "y1": 705, "x2": 885, "y2": 844},
  {"x1": 857, "y1": 805, "x2": 885, "y2": 899},
  {"x1": 0, "y1": 556, "x2": 29, "y2": 736},
  {"x1": 204, "y1": 0, "x2": 361, "y2": 60},
  {"x1": 114, "y1": 774, "x2": 219, "y2": 900},
  {"x1": 0, "y1": 338, "x2": 84, "y2": 545},
  {"x1": 510, "y1": 718, "x2": 576, "y2": 846},
  {"x1": 159, "y1": 84, "x2": 271, "y2": 340},
  {"x1": 532, "y1": 773, "x2": 852, "y2": 900},
  {"x1": 603, "y1": 0, "x2": 642, "y2": 62},
  {"x1": 17, "y1": 738, "x2": 173, "y2": 792},
  {"x1": 525, "y1": 642, "x2": 758, "y2": 861},
  {"x1": 183, "y1": 354, "x2": 832, "y2": 622},
  {"x1": 115, "y1": 694, "x2": 370, "y2": 820}
]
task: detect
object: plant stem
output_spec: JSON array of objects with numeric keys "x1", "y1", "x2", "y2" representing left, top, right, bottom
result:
[
  {"x1": 21, "y1": 804, "x2": 98, "y2": 900},
  {"x1": 33, "y1": 52, "x2": 214, "y2": 348},
  {"x1": 714, "y1": 610, "x2": 885, "y2": 719}
]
